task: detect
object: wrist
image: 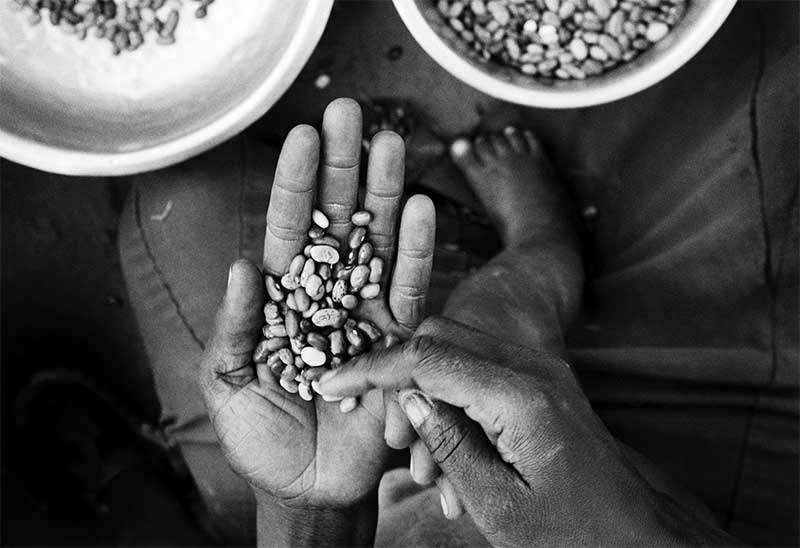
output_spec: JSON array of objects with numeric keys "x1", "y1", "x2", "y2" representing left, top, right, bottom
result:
[{"x1": 255, "y1": 489, "x2": 378, "y2": 548}]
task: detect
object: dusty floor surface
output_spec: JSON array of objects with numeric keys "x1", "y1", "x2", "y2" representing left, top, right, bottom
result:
[{"x1": 2, "y1": 0, "x2": 798, "y2": 545}]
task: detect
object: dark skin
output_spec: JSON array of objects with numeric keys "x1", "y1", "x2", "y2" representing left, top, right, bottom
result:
[
  {"x1": 200, "y1": 97, "x2": 744, "y2": 547},
  {"x1": 317, "y1": 316, "x2": 745, "y2": 547},
  {"x1": 199, "y1": 98, "x2": 436, "y2": 547}
]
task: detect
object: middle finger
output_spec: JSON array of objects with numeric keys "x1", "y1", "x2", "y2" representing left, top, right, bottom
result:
[{"x1": 318, "y1": 98, "x2": 363, "y2": 244}]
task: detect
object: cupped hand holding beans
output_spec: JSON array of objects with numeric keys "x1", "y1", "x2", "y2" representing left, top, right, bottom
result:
[
  {"x1": 198, "y1": 98, "x2": 436, "y2": 514},
  {"x1": 317, "y1": 316, "x2": 744, "y2": 547}
]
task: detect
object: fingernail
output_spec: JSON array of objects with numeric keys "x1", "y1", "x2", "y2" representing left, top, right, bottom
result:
[
  {"x1": 227, "y1": 264, "x2": 234, "y2": 288},
  {"x1": 440, "y1": 492, "x2": 449, "y2": 518},
  {"x1": 400, "y1": 390, "x2": 432, "y2": 428},
  {"x1": 450, "y1": 138, "x2": 471, "y2": 158},
  {"x1": 409, "y1": 453, "x2": 416, "y2": 480}
]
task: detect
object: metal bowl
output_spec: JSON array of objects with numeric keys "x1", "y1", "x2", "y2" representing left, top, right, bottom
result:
[
  {"x1": 392, "y1": 0, "x2": 737, "y2": 109},
  {"x1": 0, "y1": 0, "x2": 333, "y2": 175}
]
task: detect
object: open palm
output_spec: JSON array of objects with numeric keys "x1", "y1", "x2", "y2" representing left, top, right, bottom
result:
[{"x1": 199, "y1": 98, "x2": 435, "y2": 508}]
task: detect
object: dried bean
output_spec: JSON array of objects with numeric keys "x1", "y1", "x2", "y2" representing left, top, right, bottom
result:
[
  {"x1": 368, "y1": 257, "x2": 384, "y2": 283},
  {"x1": 280, "y1": 377, "x2": 299, "y2": 394},
  {"x1": 311, "y1": 308, "x2": 345, "y2": 327},
  {"x1": 312, "y1": 235, "x2": 340, "y2": 248},
  {"x1": 304, "y1": 273, "x2": 323, "y2": 294},
  {"x1": 350, "y1": 265, "x2": 371, "y2": 291},
  {"x1": 310, "y1": 245, "x2": 340, "y2": 264},
  {"x1": 339, "y1": 397, "x2": 358, "y2": 413},
  {"x1": 341, "y1": 294, "x2": 359, "y2": 310},
  {"x1": 264, "y1": 324, "x2": 287, "y2": 338},
  {"x1": 357, "y1": 242, "x2": 374, "y2": 265},
  {"x1": 358, "y1": 321, "x2": 382, "y2": 343},
  {"x1": 265, "y1": 275, "x2": 284, "y2": 302},
  {"x1": 318, "y1": 264, "x2": 331, "y2": 280},
  {"x1": 300, "y1": 258, "x2": 316, "y2": 285},
  {"x1": 264, "y1": 301, "x2": 280, "y2": 321},
  {"x1": 281, "y1": 364, "x2": 299, "y2": 381},
  {"x1": 298, "y1": 383, "x2": 313, "y2": 401},
  {"x1": 281, "y1": 273, "x2": 301, "y2": 290},
  {"x1": 312, "y1": 209, "x2": 330, "y2": 229},
  {"x1": 253, "y1": 340, "x2": 271, "y2": 363},
  {"x1": 302, "y1": 301, "x2": 320, "y2": 319},
  {"x1": 348, "y1": 227, "x2": 367, "y2": 249},
  {"x1": 301, "y1": 346, "x2": 327, "y2": 367},
  {"x1": 304, "y1": 368, "x2": 326, "y2": 382},
  {"x1": 265, "y1": 337, "x2": 290, "y2": 352},
  {"x1": 431, "y1": 0, "x2": 687, "y2": 79},
  {"x1": 278, "y1": 348, "x2": 295, "y2": 366},
  {"x1": 359, "y1": 284, "x2": 380, "y2": 300},
  {"x1": 351, "y1": 210, "x2": 373, "y2": 226},
  {"x1": 329, "y1": 330, "x2": 347, "y2": 355},
  {"x1": 294, "y1": 288, "x2": 311, "y2": 312},
  {"x1": 285, "y1": 310, "x2": 300, "y2": 338},
  {"x1": 307, "y1": 332, "x2": 330, "y2": 351}
]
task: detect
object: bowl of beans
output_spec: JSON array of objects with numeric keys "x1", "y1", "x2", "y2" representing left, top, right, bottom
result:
[
  {"x1": 393, "y1": 0, "x2": 737, "y2": 108},
  {"x1": 0, "y1": 0, "x2": 333, "y2": 175}
]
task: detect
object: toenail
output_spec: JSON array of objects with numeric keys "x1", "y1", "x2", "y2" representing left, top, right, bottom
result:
[
  {"x1": 582, "y1": 205, "x2": 598, "y2": 219},
  {"x1": 450, "y1": 138, "x2": 471, "y2": 157}
]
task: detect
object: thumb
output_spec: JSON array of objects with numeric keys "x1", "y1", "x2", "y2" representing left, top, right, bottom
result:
[
  {"x1": 199, "y1": 260, "x2": 265, "y2": 402},
  {"x1": 399, "y1": 389, "x2": 525, "y2": 529}
]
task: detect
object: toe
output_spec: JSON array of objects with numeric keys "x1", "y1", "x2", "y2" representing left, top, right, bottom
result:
[
  {"x1": 523, "y1": 129, "x2": 545, "y2": 155},
  {"x1": 449, "y1": 137, "x2": 482, "y2": 170},
  {"x1": 473, "y1": 135, "x2": 495, "y2": 163},
  {"x1": 502, "y1": 126, "x2": 527, "y2": 153},
  {"x1": 489, "y1": 132, "x2": 513, "y2": 156}
]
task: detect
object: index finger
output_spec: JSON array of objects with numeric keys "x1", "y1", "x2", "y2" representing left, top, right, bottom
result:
[
  {"x1": 317, "y1": 335, "x2": 509, "y2": 429},
  {"x1": 263, "y1": 125, "x2": 319, "y2": 275},
  {"x1": 318, "y1": 98, "x2": 362, "y2": 243}
]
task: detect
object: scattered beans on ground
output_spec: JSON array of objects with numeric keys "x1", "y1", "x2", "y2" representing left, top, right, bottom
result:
[
  {"x1": 8, "y1": 0, "x2": 216, "y2": 55},
  {"x1": 254, "y1": 209, "x2": 391, "y2": 414},
  {"x1": 434, "y1": 0, "x2": 688, "y2": 79}
]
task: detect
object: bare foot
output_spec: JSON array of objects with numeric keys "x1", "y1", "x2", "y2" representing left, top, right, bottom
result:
[
  {"x1": 450, "y1": 127, "x2": 575, "y2": 248},
  {"x1": 443, "y1": 127, "x2": 583, "y2": 351}
]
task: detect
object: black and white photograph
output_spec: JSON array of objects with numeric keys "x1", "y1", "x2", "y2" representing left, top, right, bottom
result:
[{"x1": 0, "y1": 0, "x2": 797, "y2": 546}]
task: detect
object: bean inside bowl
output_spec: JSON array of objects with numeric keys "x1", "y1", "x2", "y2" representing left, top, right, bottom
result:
[
  {"x1": 393, "y1": 0, "x2": 737, "y2": 108},
  {"x1": 0, "y1": 0, "x2": 333, "y2": 175}
]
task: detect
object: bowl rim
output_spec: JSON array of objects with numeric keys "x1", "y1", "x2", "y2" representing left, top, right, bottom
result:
[
  {"x1": 392, "y1": 0, "x2": 738, "y2": 109},
  {"x1": 0, "y1": 0, "x2": 334, "y2": 176}
]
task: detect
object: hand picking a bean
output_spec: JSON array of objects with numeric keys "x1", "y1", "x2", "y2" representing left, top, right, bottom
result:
[{"x1": 317, "y1": 316, "x2": 744, "y2": 547}]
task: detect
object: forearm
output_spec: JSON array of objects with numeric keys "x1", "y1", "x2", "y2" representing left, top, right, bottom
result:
[{"x1": 255, "y1": 490, "x2": 378, "y2": 548}]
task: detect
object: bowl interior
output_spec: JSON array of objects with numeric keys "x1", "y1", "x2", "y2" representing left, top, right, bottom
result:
[
  {"x1": 0, "y1": 0, "x2": 312, "y2": 155},
  {"x1": 407, "y1": 0, "x2": 733, "y2": 105}
]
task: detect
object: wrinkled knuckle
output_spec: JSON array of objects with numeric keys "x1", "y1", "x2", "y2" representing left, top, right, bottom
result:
[
  {"x1": 427, "y1": 423, "x2": 468, "y2": 465},
  {"x1": 267, "y1": 223, "x2": 306, "y2": 242},
  {"x1": 391, "y1": 284, "x2": 427, "y2": 301},
  {"x1": 407, "y1": 334, "x2": 440, "y2": 366},
  {"x1": 398, "y1": 246, "x2": 434, "y2": 261}
]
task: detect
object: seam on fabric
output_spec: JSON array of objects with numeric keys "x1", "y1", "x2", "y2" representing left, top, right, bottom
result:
[
  {"x1": 725, "y1": 11, "x2": 769, "y2": 529},
  {"x1": 133, "y1": 186, "x2": 205, "y2": 351}
]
